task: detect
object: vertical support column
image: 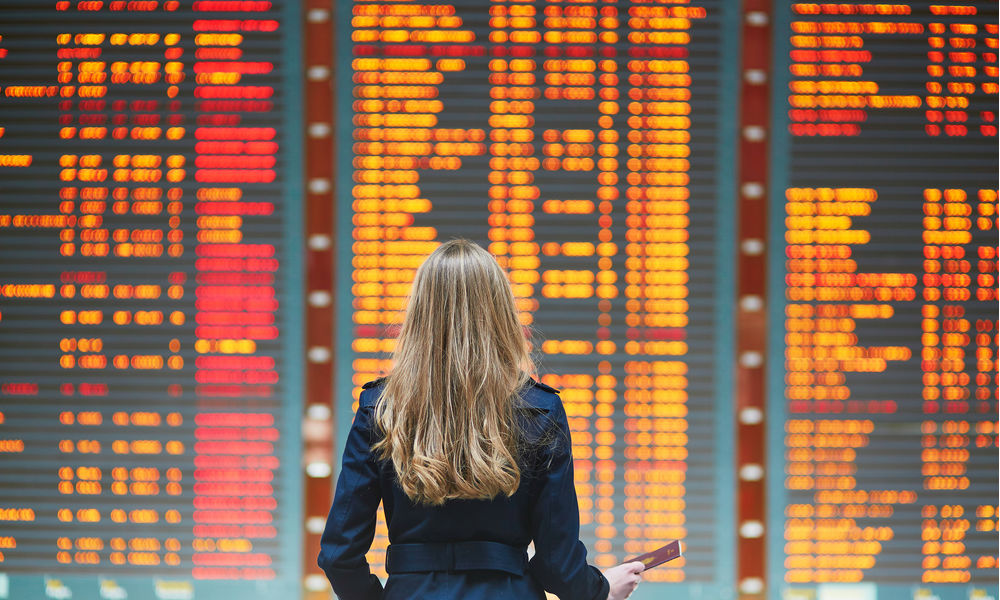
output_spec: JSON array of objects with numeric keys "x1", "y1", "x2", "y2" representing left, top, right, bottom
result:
[
  {"x1": 301, "y1": 2, "x2": 336, "y2": 598},
  {"x1": 736, "y1": 1, "x2": 772, "y2": 598}
]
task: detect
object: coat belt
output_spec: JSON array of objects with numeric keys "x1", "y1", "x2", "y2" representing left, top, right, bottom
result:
[{"x1": 385, "y1": 541, "x2": 528, "y2": 576}]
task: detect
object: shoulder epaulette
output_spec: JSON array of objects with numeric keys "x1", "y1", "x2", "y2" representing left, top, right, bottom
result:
[
  {"x1": 531, "y1": 378, "x2": 560, "y2": 394},
  {"x1": 361, "y1": 377, "x2": 387, "y2": 390}
]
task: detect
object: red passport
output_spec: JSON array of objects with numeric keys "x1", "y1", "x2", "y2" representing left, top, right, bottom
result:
[{"x1": 624, "y1": 540, "x2": 683, "y2": 569}]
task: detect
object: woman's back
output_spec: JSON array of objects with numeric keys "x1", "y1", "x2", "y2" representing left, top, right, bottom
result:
[{"x1": 318, "y1": 377, "x2": 610, "y2": 600}]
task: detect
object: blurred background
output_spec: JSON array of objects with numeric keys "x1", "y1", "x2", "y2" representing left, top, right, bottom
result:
[{"x1": 0, "y1": 1, "x2": 996, "y2": 599}]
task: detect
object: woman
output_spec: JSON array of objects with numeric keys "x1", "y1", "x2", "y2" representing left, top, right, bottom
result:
[{"x1": 318, "y1": 239, "x2": 644, "y2": 599}]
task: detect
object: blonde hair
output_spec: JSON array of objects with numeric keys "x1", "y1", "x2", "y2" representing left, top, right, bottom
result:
[{"x1": 372, "y1": 239, "x2": 533, "y2": 505}]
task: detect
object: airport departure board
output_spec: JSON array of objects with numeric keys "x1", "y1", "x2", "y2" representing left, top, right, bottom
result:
[
  {"x1": 2, "y1": 1, "x2": 996, "y2": 600},
  {"x1": 336, "y1": 1, "x2": 739, "y2": 598},
  {"x1": 768, "y1": 3, "x2": 998, "y2": 600},
  {"x1": 0, "y1": 2, "x2": 302, "y2": 599}
]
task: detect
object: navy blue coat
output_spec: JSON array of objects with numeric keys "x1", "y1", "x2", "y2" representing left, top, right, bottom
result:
[{"x1": 318, "y1": 379, "x2": 610, "y2": 600}]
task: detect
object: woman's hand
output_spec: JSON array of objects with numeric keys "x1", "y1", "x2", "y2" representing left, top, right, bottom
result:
[{"x1": 602, "y1": 561, "x2": 645, "y2": 600}]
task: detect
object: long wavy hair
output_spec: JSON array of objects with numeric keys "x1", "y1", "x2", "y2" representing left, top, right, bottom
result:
[{"x1": 372, "y1": 239, "x2": 533, "y2": 505}]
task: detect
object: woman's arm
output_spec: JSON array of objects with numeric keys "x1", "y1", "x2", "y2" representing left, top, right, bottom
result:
[
  {"x1": 527, "y1": 398, "x2": 611, "y2": 600},
  {"x1": 317, "y1": 399, "x2": 384, "y2": 600}
]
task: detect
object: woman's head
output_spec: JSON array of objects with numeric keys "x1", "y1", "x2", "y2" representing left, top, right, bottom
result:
[
  {"x1": 373, "y1": 239, "x2": 533, "y2": 505},
  {"x1": 399, "y1": 239, "x2": 530, "y2": 375}
]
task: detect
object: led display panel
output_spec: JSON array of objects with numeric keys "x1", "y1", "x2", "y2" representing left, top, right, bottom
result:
[
  {"x1": 0, "y1": 2, "x2": 302, "y2": 599},
  {"x1": 768, "y1": 3, "x2": 998, "y2": 599}
]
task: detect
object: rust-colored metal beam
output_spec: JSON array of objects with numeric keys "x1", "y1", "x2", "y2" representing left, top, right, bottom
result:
[
  {"x1": 736, "y1": 1, "x2": 773, "y2": 598},
  {"x1": 301, "y1": 2, "x2": 336, "y2": 598}
]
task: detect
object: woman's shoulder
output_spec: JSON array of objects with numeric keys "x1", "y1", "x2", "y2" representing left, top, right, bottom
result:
[
  {"x1": 361, "y1": 377, "x2": 389, "y2": 390},
  {"x1": 518, "y1": 379, "x2": 570, "y2": 462},
  {"x1": 358, "y1": 377, "x2": 387, "y2": 408},
  {"x1": 518, "y1": 378, "x2": 561, "y2": 413},
  {"x1": 361, "y1": 377, "x2": 387, "y2": 391},
  {"x1": 528, "y1": 378, "x2": 559, "y2": 395}
]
